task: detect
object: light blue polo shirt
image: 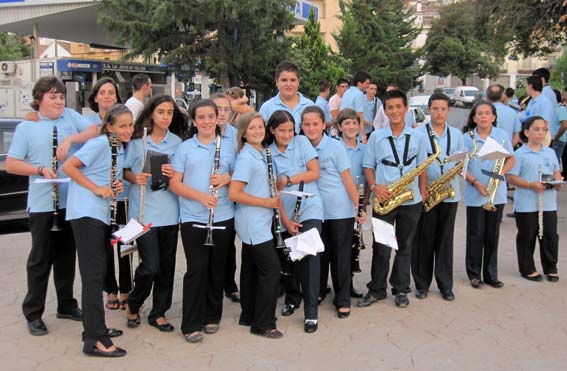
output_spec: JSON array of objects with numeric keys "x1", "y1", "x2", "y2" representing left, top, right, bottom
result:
[
  {"x1": 8, "y1": 108, "x2": 91, "y2": 212},
  {"x1": 509, "y1": 145, "x2": 559, "y2": 212},
  {"x1": 463, "y1": 127, "x2": 513, "y2": 207},
  {"x1": 341, "y1": 138, "x2": 366, "y2": 187},
  {"x1": 551, "y1": 104, "x2": 567, "y2": 142},
  {"x1": 340, "y1": 86, "x2": 365, "y2": 114},
  {"x1": 221, "y1": 123, "x2": 238, "y2": 154},
  {"x1": 259, "y1": 93, "x2": 314, "y2": 134},
  {"x1": 542, "y1": 85, "x2": 558, "y2": 107},
  {"x1": 171, "y1": 135, "x2": 236, "y2": 224},
  {"x1": 66, "y1": 135, "x2": 124, "y2": 224},
  {"x1": 494, "y1": 102, "x2": 521, "y2": 144},
  {"x1": 417, "y1": 124, "x2": 465, "y2": 203},
  {"x1": 232, "y1": 143, "x2": 274, "y2": 245},
  {"x1": 269, "y1": 135, "x2": 323, "y2": 226},
  {"x1": 363, "y1": 124, "x2": 428, "y2": 205},
  {"x1": 315, "y1": 96, "x2": 332, "y2": 123},
  {"x1": 524, "y1": 94, "x2": 555, "y2": 125},
  {"x1": 124, "y1": 131, "x2": 181, "y2": 227},
  {"x1": 85, "y1": 112, "x2": 102, "y2": 125},
  {"x1": 314, "y1": 134, "x2": 355, "y2": 220},
  {"x1": 364, "y1": 97, "x2": 381, "y2": 134}
]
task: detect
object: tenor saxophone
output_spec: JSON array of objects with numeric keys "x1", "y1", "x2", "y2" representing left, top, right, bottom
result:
[
  {"x1": 373, "y1": 131, "x2": 440, "y2": 215},
  {"x1": 424, "y1": 131, "x2": 477, "y2": 212},
  {"x1": 481, "y1": 140, "x2": 506, "y2": 212}
]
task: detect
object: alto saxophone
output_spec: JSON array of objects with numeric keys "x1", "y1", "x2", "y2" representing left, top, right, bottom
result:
[
  {"x1": 424, "y1": 131, "x2": 477, "y2": 212},
  {"x1": 481, "y1": 140, "x2": 506, "y2": 212},
  {"x1": 373, "y1": 130, "x2": 440, "y2": 215}
]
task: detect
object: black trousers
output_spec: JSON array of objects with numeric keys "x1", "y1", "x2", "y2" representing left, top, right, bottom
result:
[
  {"x1": 223, "y1": 230, "x2": 239, "y2": 295},
  {"x1": 367, "y1": 203, "x2": 422, "y2": 298},
  {"x1": 465, "y1": 205, "x2": 504, "y2": 283},
  {"x1": 320, "y1": 218, "x2": 354, "y2": 309},
  {"x1": 104, "y1": 201, "x2": 132, "y2": 295},
  {"x1": 180, "y1": 219, "x2": 233, "y2": 334},
  {"x1": 515, "y1": 211, "x2": 559, "y2": 276},
  {"x1": 282, "y1": 220, "x2": 322, "y2": 320},
  {"x1": 412, "y1": 202, "x2": 458, "y2": 292},
  {"x1": 127, "y1": 224, "x2": 178, "y2": 322},
  {"x1": 71, "y1": 217, "x2": 112, "y2": 351},
  {"x1": 22, "y1": 210, "x2": 79, "y2": 321},
  {"x1": 240, "y1": 240, "x2": 280, "y2": 334}
]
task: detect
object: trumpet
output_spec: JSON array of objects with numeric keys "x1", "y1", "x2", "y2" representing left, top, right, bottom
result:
[
  {"x1": 266, "y1": 147, "x2": 289, "y2": 274},
  {"x1": 194, "y1": 135, "x2": 225, "y2": 245},
  {"x1": 50, "y1": 125, "x2": 62, "y2": 232}
]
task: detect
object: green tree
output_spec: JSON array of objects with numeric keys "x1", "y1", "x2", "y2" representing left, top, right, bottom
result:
[
  {"x1": 334, "y1": 0, "x2": 420, "y2": 93},
  {"x1": 289, "y1": 7, "x2": 349, "y2": 99},
  {"x1": 421, "y1": 1, "x2": 501, "y2": 85},
  {"x1": 99, "y1": 0, "x2": 296, "y2": 100},
  {"x1": 0, "y1": 32, "x2": 31, "y2": 61},
  {"x1": 550, "y1": 51, "x2": 567, "y2": 90}
]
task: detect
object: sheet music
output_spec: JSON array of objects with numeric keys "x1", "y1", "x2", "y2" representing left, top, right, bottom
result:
[
  {"x1": 113, "y1": 218, "x2": 149, "y2": 244},
  {"x1": 445, "y1": 149, "x2": 469, "y2": 163},
  {"x1": 34, "y1": 178, "x2": 70, "y2": 184},
  {"x1": 284, "y1": 228, "x2": 325, "y2": 261},
  {"x1": 477, "y1": 137, "x2": 510, "y2": 160},
  {"x1": 372, "y1": 218, "x2": 398, "y2": 250}
]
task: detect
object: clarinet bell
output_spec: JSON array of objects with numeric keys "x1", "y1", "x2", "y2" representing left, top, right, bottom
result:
[
  {"x1": 50, "y1": 212, "x2": 62, "y2": 232},
  {"x1": 203, "y1": 229, "x2": 215, "y2": 247}
]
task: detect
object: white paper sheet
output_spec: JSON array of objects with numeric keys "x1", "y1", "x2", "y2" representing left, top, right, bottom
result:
[
  {"x1": 112, "y1": 218, "x2": 150, "y2": 244},
  {"x1": 477, "y1": 137, "x2": 510, "y2": 161},
  {"x1": 34, "y1": 178, "x2": 70, "y2": 184},
  {"x1": 372, "y1": 218, "x2": 398, "y2": 250},
  {"x1": 284, "y1": 228, "x2": 324, "y2": 261},
  {"x1": 281, "y1": 190, "x2": 316, "y2": 198},
  {"x1": 445, "y1": 149, "x2": 469, "y2": 163}
]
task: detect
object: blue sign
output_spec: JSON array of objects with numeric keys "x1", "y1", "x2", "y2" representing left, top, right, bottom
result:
[
  {"x1": 294, "y1": 0, "x2": 318, "y2": 22},
  {"x1": 57, "y1": 59, "x2": 103, "y2": 72}
]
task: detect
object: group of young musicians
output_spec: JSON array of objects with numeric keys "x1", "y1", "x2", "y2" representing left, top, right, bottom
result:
[{"x1": 7, "y1": 62, "x2": 562, "y2": 357}]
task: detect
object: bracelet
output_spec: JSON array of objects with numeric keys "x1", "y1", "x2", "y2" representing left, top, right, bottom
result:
[
  {"x1": 37, "y1": 166, "x2": 44, "y2": 176},
  {"x1": 471, "y1": 179, "x2": 477, "y2": 186}
]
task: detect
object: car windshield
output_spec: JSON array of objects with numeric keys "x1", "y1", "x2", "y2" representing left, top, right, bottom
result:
[
  {"x1": 444, "y1": 88, "x2": 455, "y2": 95},
  {"x1": 464, "y1": 90, "x2": 477, "y2": 97}
]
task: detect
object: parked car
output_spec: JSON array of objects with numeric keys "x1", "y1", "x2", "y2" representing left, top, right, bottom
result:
[
  {"x1": 443, "y1": 87, "x2": 456, "y2": 105},
  {"x1": 408, "y1": 95, "x2": 431, "y2": 126},
  {"x1": 0, "y1": 118, "x2": 28, "y2": 222},
  {"x1": 453, "y1": 86, "x2": 479, "y2": 108}
]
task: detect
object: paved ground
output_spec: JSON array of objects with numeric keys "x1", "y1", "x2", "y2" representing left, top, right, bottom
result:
[{"x1": 2, "y1": 187, "x2": 566, "y2": 371}]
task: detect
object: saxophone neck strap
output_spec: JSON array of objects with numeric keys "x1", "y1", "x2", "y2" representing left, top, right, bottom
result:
[{"x1": 382, "y1": 134, "x2": 415, "y2": 177}]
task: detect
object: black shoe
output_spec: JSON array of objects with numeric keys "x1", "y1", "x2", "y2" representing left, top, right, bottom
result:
[
  {"x1": 27, "y1": 318, "x2": 48, "y2": 336},
  {"x1": 84, "y1": 345, "x2": 127, "y2": 358},
  {"x1": 506, "y1": 212, "x2": 515, "y2": 218},
  {"x1": 127, "y1": 315, "x2": 140, "y2": 328},
  {"x1": 56, "y1": 307, "x2": 83, "y2": 321},
  {"x1": 350, "y1": 286, "x2": 363, "y2": 298},
  {"x1": 337, "y1": 309, "x2": 350, "y2": 318},
  {"x1": 521, "y1": 273, "x2": 543, "y2": 282},
  {"x1": 148, "y1": 318, "x2": 174, "y2": 332},
  {"x1": 415, "y1": 289, "x2": 428, "y2": 300},
  {"x1": 251, "y1": 328, "x2": 283, "y2": 339},
  {"x1": 486, "y1": 280, "x2": 504, "y2": 288},
  {"x1": 304, "y1": 321, "x2": 318, "y2": 333},
  {"x1": 395, "y1": 293, "x2": 409, "y2": 308},
  {"x1": 238, "y1": 318, "x2": 252, "y2": 327},
  {"x1": 281, "y1": 304, "x2": 295, "y2": 317},
  {"x1": 357, "y1": 293, "x2": 382, "y2": 307},
  {"x1": 225, "y1": 292, "x2": 241, "y2": 303},
  {"x1": 441, "y1": 290, "x2": 455, "y2": 302},
  {"x1": 470, "y1": 278, "x2": 483, "y2": 289},
  {"x1": 547, "y1": 274, "x2": 559, "y2": 282},
  {"x1": 106, "y1": 328, "x2": 123, "y2": 338},
  {"x1": 318, "y1": 287, "x2": 331, "y2": 304}
]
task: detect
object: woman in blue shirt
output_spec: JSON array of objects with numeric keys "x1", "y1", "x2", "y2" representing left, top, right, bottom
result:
[
  {"x1": 123, "y1": 95, "x2": 185, "y2": 333},
  {"x1": 229, "y1": 112, "x2": 283, "y2": 339},
  {"x1": 507, "y1": 116, "x2": 562, "y2": 282},
  {"x1": 462, "y1": 100, "x2": 515, "y2": 289},
  {"x1": 170, "y1": 99, "x2": 236, "y2": 343},
  {"x1": 266, "y1": 109, "x2": 322, "y2": 333},
  {"x1": 62, "y1": 104, "x2": 134, "y2": 357},
  {"x1": 301, "y1": 105, "x2": 364, "y2": 318}
]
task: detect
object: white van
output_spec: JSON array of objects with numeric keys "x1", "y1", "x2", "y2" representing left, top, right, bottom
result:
[{"x1": 453, "y1": 86, "x2": 479, "y2": 108}]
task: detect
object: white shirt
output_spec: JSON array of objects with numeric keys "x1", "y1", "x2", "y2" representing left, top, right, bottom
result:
[{"x1": 125, "y1": 96, "x2": 145, "y2": 121}]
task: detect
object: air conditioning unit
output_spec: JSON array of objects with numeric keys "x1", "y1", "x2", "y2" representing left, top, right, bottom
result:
[{"x1": 1, "y1": 62, "x2": 17, "y2": 74}]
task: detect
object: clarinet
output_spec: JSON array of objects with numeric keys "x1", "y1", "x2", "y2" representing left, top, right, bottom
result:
[
  {"x1": 266, "y1": 147, "x2": 289, "y2": 274},
  {"x1": 109, "y1": 133, "x2": 119, "y2": 236},
  {"x1": 351, "y1": 178, "x2": 366, "y2": 273},
  {"x1": 50, "y1": 126, "x2": 62, "y2": 231},
  {"x1": 139, "y1": 127, "x2": 147, "y2": 225},
  {"x1": 278, "y1": 180, "x2": 304, "y2": 274},
  {"x1": 537, "y1": 164, "x2": 544, "y2": 240},
  {"x1": 204, "y1": 135, "x2": 222, "y2": 246}
]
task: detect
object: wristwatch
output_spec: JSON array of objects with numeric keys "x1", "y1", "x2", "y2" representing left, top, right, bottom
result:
[{"x1": 286, "y1": 175, "x2": 292, "y2": 187}]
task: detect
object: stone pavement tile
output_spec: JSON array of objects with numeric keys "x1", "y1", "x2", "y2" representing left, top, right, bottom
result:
[{"x1": 1, "y1": 191, "x2": 567, "y2": 370}]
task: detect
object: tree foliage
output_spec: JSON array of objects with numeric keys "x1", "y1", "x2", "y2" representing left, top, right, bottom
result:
[
  {"x1": 99, "y1": 0, "x2": 297, "y2": 99},
  {"x1": 421, "y1": 1, "x2": 501, "y2": 85},
  {"x1": 334, "y1": 0, "x2": 420, "y2": 93},
  {"x1": 0, "y1": 32, "x2": 31, "y2": 61},
  {"x1": 289, "y1": 7, "x2": 349, "y2": 99},
  {"x1": 550, "y1": 52, "x2": 567, "y2": 90}
]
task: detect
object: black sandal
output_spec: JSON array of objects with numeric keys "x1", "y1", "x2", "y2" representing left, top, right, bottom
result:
[{"x1": 106, "y1": 328, "x2": 123, "y2": 338}]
